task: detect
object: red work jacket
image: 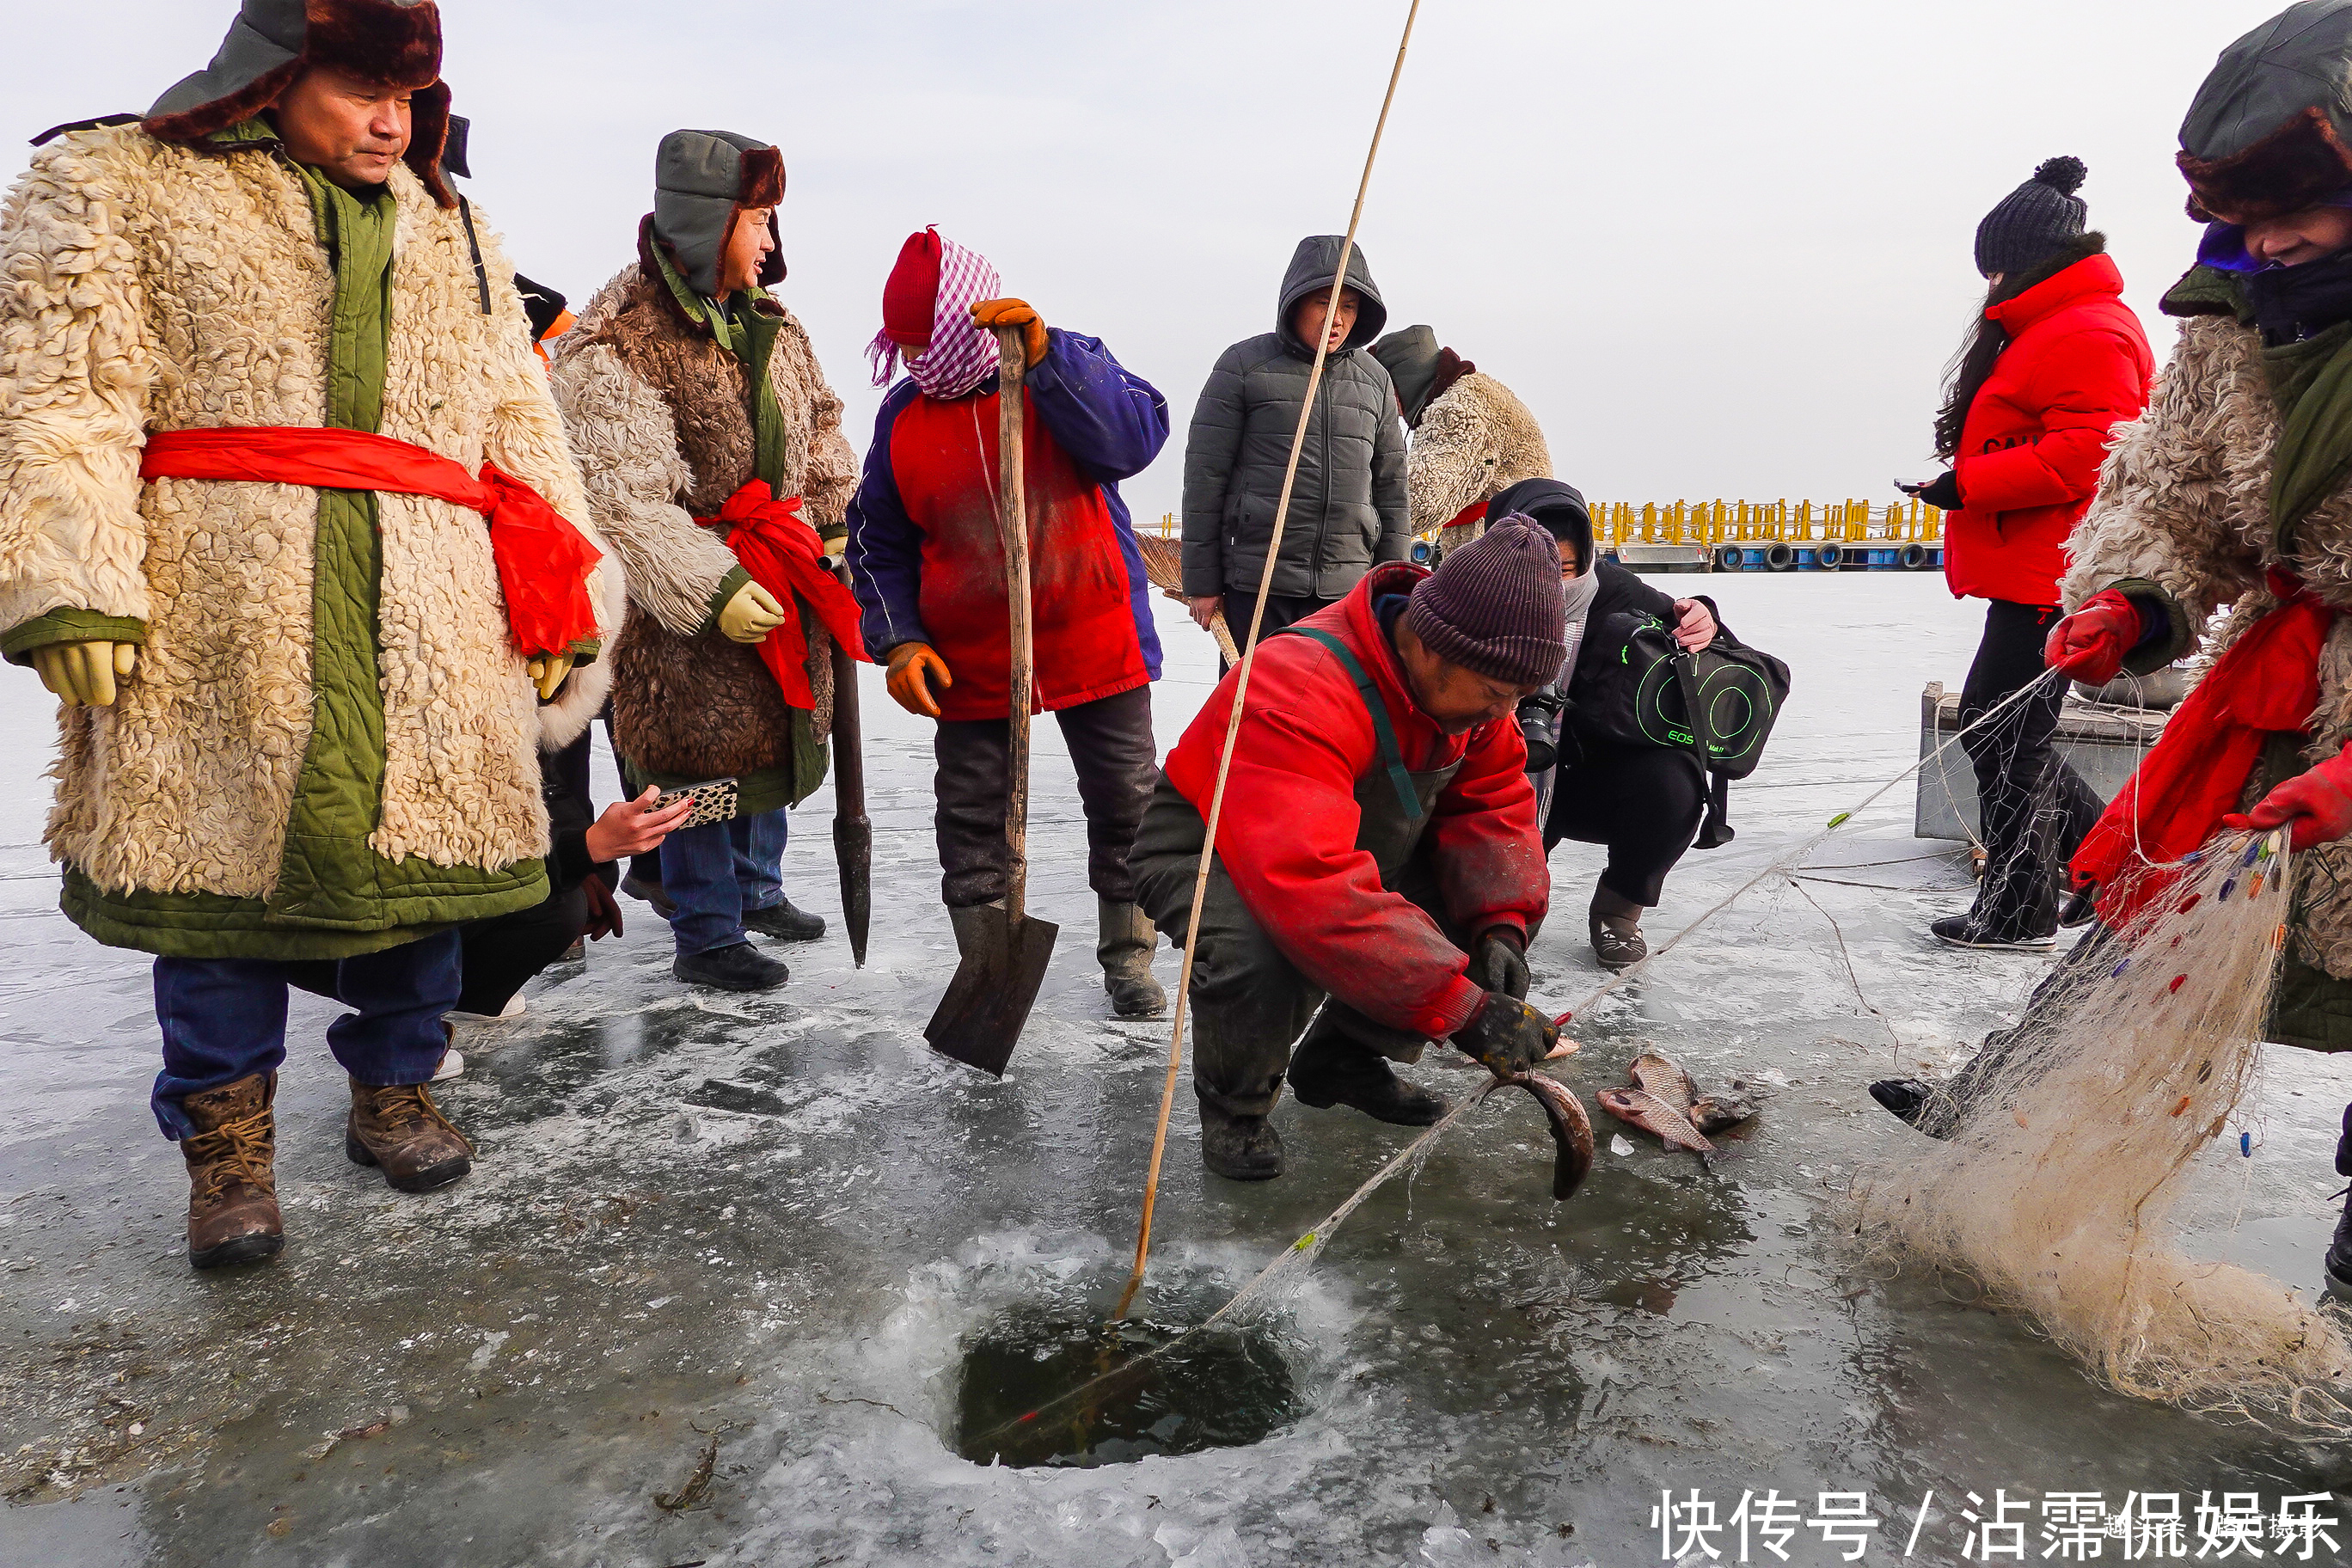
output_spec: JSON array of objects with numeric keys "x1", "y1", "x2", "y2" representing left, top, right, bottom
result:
[{"x1": 1164, "y1": 563, "x2": 1548, "y2": 1039}]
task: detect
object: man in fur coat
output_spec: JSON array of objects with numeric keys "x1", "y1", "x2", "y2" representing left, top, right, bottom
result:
[
  {"x1": 0, "y1": 0, "x2": 613, "y2": 1269},
  {"x1": 550, "y1": 130, "x2": 864, "y2": 995},
  {"x1": 1370, "y1": 327, "x2": 1554, "y2": 558},
  {"x1": 1893, "y1": 0, "x2": 2352, "y2": 1298}
]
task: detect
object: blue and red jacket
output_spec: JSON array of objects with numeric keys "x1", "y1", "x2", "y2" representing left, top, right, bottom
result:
[{"x1": 846, "y1": 329, "x2": 1168, "y2": 721}]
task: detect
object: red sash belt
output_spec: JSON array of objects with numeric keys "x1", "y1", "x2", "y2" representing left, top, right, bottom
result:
[
  {"x1": 695, "y1": 481, "x2": 869, "y2": 708},
  {"x1": 2073, "y1": 567, "x2": 2338, "y2": 923},
  {"x1": 139, "y1": 426, "x2": 604, "y2": 659}
]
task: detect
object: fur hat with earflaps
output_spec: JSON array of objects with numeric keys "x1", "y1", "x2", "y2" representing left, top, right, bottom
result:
[
  {"x1": 142, "y1": 0, "x2": 455, "y2": 206},
  {"x1": 647, "y1": 129, "x2": 787, "y2": 299},
  {"x1": 2179, "y1": 0, "x2": 2352, "y2": 221}
]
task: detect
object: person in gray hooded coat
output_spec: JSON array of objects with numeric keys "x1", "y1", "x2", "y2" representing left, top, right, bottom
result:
[{"x1": 1179, "y1": 236, "x2": 1410, "y2": 652}]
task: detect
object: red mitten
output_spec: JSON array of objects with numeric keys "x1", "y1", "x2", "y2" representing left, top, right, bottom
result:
[
  {"x1": 2043, "y1": 589, "x2": 2142, "y2": 684},
  {"x1": 2223, "y1": 744, "x2": 2352, "y2": 851}
]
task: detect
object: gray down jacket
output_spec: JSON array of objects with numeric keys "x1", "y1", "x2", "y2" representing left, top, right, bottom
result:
[{"x1": 1179, "y1": 236, "x2": 1410, "y2": 599}]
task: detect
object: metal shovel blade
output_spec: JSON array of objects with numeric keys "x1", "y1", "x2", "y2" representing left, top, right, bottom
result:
[{"x1": 924, "y1": 909, "x2": 1060, "y2": 1077}]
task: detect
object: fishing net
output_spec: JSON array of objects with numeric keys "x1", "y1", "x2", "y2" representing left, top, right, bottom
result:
[{"x1": 1855, "y1": 828, "x2": 2352, "y2": 1429}]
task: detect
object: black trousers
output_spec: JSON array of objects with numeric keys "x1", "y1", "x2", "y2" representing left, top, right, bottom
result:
[
  {"x1": 1217, "y1": 591, "x2": 1342, "y2": 674},
  {"x1": 934, "y1": 685, "x2": 1157, "y2": 909},
  {"x1": 1958, "y1": 600, "x2": 2104, "y2": 935},
  {"x1": 1543, "y1": 743, "x2": 1707, "y2": 907},
  {"x1": 286, "y1": 883, "x2": 589, "y2": 1024}
]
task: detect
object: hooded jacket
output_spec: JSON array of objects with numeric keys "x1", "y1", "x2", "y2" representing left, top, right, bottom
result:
[
  {"x1": 1179, "y1": 237, "x2": 1410, "y2": 600},
  {"x1": 0, "y1": 121, "x2": 610, "y2": 959},
  {"x1": 1161, "y1": 562, "x2": 1547, "y2": 1040},
  {"x1": 1943, "y1": 250, "x2": 2153, "y2": 605}
]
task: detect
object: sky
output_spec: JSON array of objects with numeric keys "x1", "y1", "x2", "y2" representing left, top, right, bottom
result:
[{"x1": 7, "y1": 0, "x2": 2300, "y2": 525}]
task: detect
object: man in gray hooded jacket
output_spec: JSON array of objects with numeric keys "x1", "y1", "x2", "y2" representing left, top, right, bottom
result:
[{"x1": 1179, "y1": 236, "x2": 1410, "y2": 652}]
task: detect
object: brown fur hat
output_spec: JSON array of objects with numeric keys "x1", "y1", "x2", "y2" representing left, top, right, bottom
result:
[
  {"x1": 2177, "y1": 2, "x2": 2352, "y2": 222},
  {"x1": 652, "y1": 130, "x2": 787, "y2": 297},
  {"x1": 142, "y1": 0, "x2": 454, "y2": 207},
  {"x1": 2179, "y1": 106, "x2": 2352, "y2": 223}
]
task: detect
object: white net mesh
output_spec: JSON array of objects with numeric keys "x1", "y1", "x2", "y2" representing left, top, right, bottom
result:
[{"x1": 1854, "y1": 828, "x2": 2352, "y2": 1430}]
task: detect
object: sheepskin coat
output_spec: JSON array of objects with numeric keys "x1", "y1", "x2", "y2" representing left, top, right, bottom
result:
[
  {"x1": 2064, "y1": 297, "x2": 2352, "y2": 1046},
  {"x1": 551, "y1": 230, "x2": 857, "y2": 815},
  {"x1": 0, "y1": 123, "x2": 610, "y2": 959},
  {"x1": 1405, "y1": 371, "x2": 1553, "y2": 554}
]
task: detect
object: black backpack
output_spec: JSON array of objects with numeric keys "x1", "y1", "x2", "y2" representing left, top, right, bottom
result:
[{"x1": 1569, "y1": 604, "x2": 1792, "y2": 848}]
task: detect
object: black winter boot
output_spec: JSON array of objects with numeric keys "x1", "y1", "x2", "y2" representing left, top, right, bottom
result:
[
  {"x1": 1200, "y1": 1105, "x2": 1284, "y2": 1181},
  {"x1": 1288, "y1": 1023, "x2": 1447, "y2": 1126},
  {"x1": 2328, "y1": 1106, "x2": 2352, "y2": 1300},
  {"x1": 1098, "y1": 899, "x2": 1167, "y2": 1019},
  {"x1": 743, "y1": 897, "x2": 826, "y2": 942},
  {"x1": 2325, "y1": 1193, "x2": 2352, "y2": 1301},
  {"x1": 1930, "y1": 912, "x2": 2055, "y2": 952},
  {"x1": 673, "y1": 942, "x2": 790, "y2": 992}
]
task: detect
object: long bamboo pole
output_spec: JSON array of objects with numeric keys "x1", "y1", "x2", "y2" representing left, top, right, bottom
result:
[{"x1": 1114, "y1": 0, "x2": 1426, "y2": 1322}]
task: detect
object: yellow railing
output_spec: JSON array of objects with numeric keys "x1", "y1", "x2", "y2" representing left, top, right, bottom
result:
[
  {"x1": 1157, "y1": 501, "x2": 1944, "y2": 547},
  {"x1": 1588, "y1": 498, "x2": 1942, "y2": 548}
]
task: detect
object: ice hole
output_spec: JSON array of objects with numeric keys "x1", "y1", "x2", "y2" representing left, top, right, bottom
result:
[{"x1": 951, "y1": 1301, "x2": 1306, "y2": 1468}]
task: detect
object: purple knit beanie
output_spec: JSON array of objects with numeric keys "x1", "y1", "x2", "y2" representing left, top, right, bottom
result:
[{"x1": 1402, "y1": 514, "x2": 1568, "y2": 686}]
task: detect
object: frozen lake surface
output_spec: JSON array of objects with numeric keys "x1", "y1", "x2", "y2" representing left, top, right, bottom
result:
[{"x1": 3, "y1": 573, "x2": 2348, "y2": 1565}]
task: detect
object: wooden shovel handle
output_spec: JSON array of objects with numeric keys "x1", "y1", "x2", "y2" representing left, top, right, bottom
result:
[{"x1": 993, "y1": 327, "x2": 1032, "y2": 923}]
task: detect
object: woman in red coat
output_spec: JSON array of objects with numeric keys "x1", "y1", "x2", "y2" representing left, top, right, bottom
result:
[{"x1": 1908, "y1": 158, "x2": 2154, "y2": 950}]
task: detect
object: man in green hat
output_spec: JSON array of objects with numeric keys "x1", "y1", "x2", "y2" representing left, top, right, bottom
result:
[
  {"x1": 0, "y1": 0, "x2": 611, "y2": 1269},
  {"x1": 550, "y1": 129, "x2": 865, "y2": 994}
]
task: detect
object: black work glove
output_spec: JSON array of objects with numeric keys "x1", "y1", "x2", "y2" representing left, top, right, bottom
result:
[
  {"x1": 1452, "y1": 991, "x2": 1556, "y2": 1078},
  {"x1": 1915, "y1": 469, "x2": 1962, "y2": 511},
  {"x1": 1471, "y1": 926, "x2": 1529, "y2": 1000}
]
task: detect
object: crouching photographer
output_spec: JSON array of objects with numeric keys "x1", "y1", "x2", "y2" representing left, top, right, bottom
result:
[{"x1": 1493, "y1": 480, "x2": 1785, "y2": 971}]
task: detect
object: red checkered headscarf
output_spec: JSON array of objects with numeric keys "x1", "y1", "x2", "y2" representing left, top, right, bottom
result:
[{"x1": 866, "y1": 226, "x2": 1002, "y2": 401}]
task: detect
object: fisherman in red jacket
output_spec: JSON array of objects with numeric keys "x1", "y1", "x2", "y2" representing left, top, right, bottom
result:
[
  {"x1": 1130, "y1": 518, "x2": 1566, "y2": 1179},
  {"x1": 1904, "y1": 158, "x2": 2154, "y2": 951}
]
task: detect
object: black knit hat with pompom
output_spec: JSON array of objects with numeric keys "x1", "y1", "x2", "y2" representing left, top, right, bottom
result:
[{"x1": 1974, "y1": 157, "x2": 2089, "y2": 277}]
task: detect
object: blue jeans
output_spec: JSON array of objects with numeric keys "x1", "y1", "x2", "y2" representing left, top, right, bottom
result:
[
  {"x1": 150, "y1": 930, "x2": 463, "y2": 1140},
  {"x1": 660, "y1": 808, "x2": 787, "y2": 956}
]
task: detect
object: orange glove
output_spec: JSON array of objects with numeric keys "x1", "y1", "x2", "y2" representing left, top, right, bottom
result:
[
  {"x1": 970, "y1": 298, "x2": 1049, "y2": 371},
  {"x1": 886, "y1": 641, "x2": 952, "y2": 718}
]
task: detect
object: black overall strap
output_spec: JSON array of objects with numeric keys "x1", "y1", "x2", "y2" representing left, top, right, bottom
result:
[
  {"x1": 456, "y1": 194, "x2": 492, "y2": 316},
  {"x1": 1673, "y1": 653, "x2": 1735, "y2": 848},
  {"x1": 1280, "y1": 627, "x2": 1424, "y2": 823}
]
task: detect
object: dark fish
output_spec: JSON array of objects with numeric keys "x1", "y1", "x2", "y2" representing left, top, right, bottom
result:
[
  {"x1": 1688, "y1": 1081, "x2": 1762, "y2": 1134},
  {"x1": 1500, "y1": 1070, "x2": 1595, "y2": 1200},
  {"x1": 1597, "y1": 1086, "x2": 1716, "y2": 1155}
]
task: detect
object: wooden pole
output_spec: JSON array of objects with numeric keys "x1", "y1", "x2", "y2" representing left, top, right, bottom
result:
[
  {"x1": 1115, "y1": 0, "x2": 1426, "y2": 1323},
  {"x1": 993, "y1": 328, "x2": 1032, "y2": 926}
]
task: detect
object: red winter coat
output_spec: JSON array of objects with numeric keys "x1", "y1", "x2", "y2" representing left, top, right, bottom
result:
[
  {"x1": 1944, "y1": 254, "x2": 2153, "y2": 607},
  {"x1": 1163, "y1": 563, "x2": 1549, "y2": 1039}
]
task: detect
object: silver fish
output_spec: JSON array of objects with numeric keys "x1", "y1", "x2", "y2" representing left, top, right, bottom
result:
[{"x1": 1501, "y1": 1070, "x2": 1595, "y2": 1200}]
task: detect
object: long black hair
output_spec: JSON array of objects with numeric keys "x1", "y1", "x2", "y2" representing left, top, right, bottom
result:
[{"x1": 1932, "y1": 231, "x2": 2108, "y2": 461}]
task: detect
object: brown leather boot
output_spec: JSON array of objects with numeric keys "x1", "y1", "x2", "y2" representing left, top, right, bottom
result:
[
  {"x1": 179, "y1": 1073, "x2": 284, "y2": 1270},
  {"x1": 345, "y1": 1080, "x2": 474, "y2": 1193}
]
